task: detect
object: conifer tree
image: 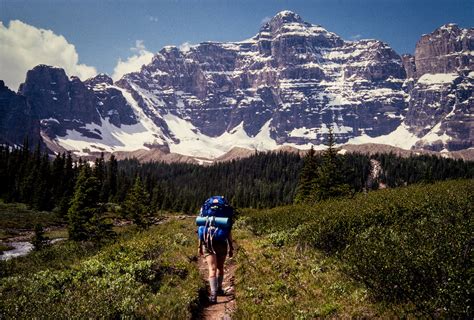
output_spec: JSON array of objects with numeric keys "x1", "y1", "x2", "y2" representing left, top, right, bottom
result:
[
  {"x1": 314, "y1": 128, "x2": 351, "y2": 201},
  {"x1": 32, "y1": 223, "x2": 48, "y2": 250},
  {"x1": 32, "y1": 153, "x2": 53, "y2": 210},
  {"x1": 123, "y1": 177, "x2": 151, "y2": 228},
  {"x1": 94, "y1": 153, "x2": 109, "y2": 202},
  {"x1": 294, "y1": 146, "x2": 318, "y2": 204},
  {"x1": 67, "y1": 165, "x2": 113, "y2": 241},
  {"x1": 106, "y1": 154, "x2": 118, "y2": 202},
  {"x1": 51, "y1": 153, "x2": 65, "y2": 206},
  {"x1": 56, "y1": 152, "x2": 75, "y2": 216}
]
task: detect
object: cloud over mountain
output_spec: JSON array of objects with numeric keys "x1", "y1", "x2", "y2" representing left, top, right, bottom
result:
[
  {"x1": 0, "y1": 20, "x2": 97, "y2": 90},
  {"x1": 112, "y1": 40, "x2": 154, "y2": 81}
]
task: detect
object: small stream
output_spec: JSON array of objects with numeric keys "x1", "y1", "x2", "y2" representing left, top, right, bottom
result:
[
  {"x1": 0, "y1": 242, "x2": 34, "y2": 260},
  {"x1": 0, "y1": 238, "x2": 66, "y2": 261}
]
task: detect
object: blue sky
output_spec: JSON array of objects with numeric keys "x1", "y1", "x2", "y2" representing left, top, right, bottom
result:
[{"x1": 0, "y1": 0, "x2": 472, "y2": 88}]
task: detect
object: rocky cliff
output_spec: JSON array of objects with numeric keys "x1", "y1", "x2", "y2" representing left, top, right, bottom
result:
[
  {"x1": 404, "y1": 24, "x2": 473, "y2": 151},
  {"x1": 0, "y1": 11, "x2": 472, "y2": 159},
  {"x1": 119, "y1": 10, "x2": 408, "y2": 152},
  {"x1": 0, "y1": 80, "x2": 42, "y2": 148}
]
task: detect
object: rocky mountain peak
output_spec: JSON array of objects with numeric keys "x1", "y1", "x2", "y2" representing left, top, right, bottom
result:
[
  {"x1": 438, "y1": 23, "x2": 461, "y2": 33},
  {"x1": 85, "y1": 73, "x2": 113, "y2": 87},
  {"x1": 403, "y1": 23, "x2": 473, "y2": 151},
  {"x1": 260, "y1": 10, "x2": 325, "y2": 35},
  {"x1": 414, "y1": 24, "x2": 473, "y2": 76},
  {"x1": 256, "y1": 10, "x2": 343, "y2": 56},
  {"x1": 0, "y1": 13, "x2": 471, "y2": 160},
  {"x1": 259, "y1": 10, "x2": 307, "y2": 36},
  {"x1": 0, "y1": 76, "x2": 42, "y2": 148},
  {"x1": 18, "y1": 65, "x2": 69, "y2": 95},
  {"x1": 268, "y1": 10, "x2": 303, "y2": 26}
]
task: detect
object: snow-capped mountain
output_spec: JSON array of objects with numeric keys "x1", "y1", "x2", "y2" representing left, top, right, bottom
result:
[
  {"x1": 1, "y1": 11, "x2": 472, "y2": 160},
  {"x1": 403, "y1": 23, "x2": 473, "y2": 151}
]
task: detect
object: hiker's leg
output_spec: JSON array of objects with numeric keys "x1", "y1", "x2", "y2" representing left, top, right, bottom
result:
[
  {"x1": 216, "y1": 255, "x2": 226, "y2": 291},
  {"x1": 206, "y1": 254, "x2": 218, "y2": 301},
  {"x1": 206, "y1": 254, "x2": 217, "y2": 278}
]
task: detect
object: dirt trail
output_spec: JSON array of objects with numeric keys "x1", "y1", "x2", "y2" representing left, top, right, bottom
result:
[{"x1": 197, "y1": 253, "x2": 237, "y2": 320}]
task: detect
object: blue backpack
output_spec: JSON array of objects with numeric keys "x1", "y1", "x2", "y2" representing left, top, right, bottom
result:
[{"x1": 196, "y1": 196, "x2": 233, "y2": 243}]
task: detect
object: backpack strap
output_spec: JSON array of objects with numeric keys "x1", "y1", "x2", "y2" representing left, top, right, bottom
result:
[{"x1": 203, "y1": 216, "x2": 219, "y2": 254}]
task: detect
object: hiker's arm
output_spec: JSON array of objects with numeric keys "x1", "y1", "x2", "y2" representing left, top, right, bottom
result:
[
  {"x1": 198, "y1": 239, "x2": 203, "y2": 256},
  {"x1": 227, "y1": 231, "x2": 234, "y2": 257}
]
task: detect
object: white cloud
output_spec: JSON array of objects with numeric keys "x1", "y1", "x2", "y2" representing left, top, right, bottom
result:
[
  {"x1": 131, "y1": 39, "x2": 147, "y2": 53},
  {"x1": 261, "y1": 16, "x2": 271, "y2": 25},
  {"x1": 148, "y1": 15, "x2": 159, "y2": 23},
  {"x1": 0, "y1": 20, "x2": 97, "y2": 91},
  {"x1": 112, "y1": 40, "x2": 154, "y2": 81}
]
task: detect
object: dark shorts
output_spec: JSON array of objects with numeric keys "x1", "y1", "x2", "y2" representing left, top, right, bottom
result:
[{"x1": 202, "y1": 240, "x2": 228, "y2": 257}]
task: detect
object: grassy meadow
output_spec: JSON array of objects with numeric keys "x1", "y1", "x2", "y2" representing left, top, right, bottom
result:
[
  {"x1": 236, "y1": 179, "x2": 473, "y2": 318},
  {"x1": 0, "y1": 219, "x2": 204, "y2": 319},
  {"x1": 0, "y1": 179, "x2": 472, "y2": 318}
]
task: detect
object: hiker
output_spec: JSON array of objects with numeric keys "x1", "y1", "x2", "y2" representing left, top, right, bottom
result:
[{"x1": 197, "y1": 196, "x2": 234, "y2": 303}]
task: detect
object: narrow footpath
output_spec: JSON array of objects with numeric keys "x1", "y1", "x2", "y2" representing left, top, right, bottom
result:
[{"x1": 197, "y1": 253, "x2": 237, "y2": 320}]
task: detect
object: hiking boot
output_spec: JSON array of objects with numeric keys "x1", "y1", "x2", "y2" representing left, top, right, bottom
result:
[
  {"x1": 216, "y1": 288, "x2": 225, "y2": 296},
  {"x1": 209, "y1": 293, "x2": 217, "y2": 304}
]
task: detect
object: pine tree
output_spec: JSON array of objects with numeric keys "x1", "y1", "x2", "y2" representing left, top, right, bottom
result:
[
  {"x1": 51, "y1": 153, "x2": 65, "y2": 206},
  {"x1": 123, "y1": 177, "x2": 151, "y2": 228},
  {"x1": 67, "y1": 165, "x2": 114, "y2": 242},
  {"x1": 314, "y1": 128, "x2": 352, "y2": 201},
  {"x1": 32, "y1": 153, "x2": 52, "y2": 210},
  {"x1": 57, "y1": 152, "x2": 75, "y2": 216},
  {"x1": 94, "y1": 153, "x2": 109, "y2": 202},
  {"x1": 294, "y1": 146, "x2": 318, "y2": 204},
  {"x1": 32, "y1": 223, "x2": 48, "y2": 250},
  {"x1": 106, "y1": 154, "x2": 118, "y2": 202}
]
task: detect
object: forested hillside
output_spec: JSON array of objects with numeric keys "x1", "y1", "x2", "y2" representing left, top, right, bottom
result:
[{"x1": 0, "y1": 144, "x2": 472, "y2": 215}]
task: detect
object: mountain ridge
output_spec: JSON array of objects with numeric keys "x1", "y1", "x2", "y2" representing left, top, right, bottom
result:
[{"x1": 0, "y1": 11, "x2": 472, "y2": 161}]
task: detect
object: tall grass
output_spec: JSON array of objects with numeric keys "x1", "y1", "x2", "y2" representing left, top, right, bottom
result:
[
  {"x1": 0, "y1": 219, "x2": 204, "y2": 319},
  {"x1": 0, "y1": 202, "x2": 61, "y2": 230},
  {"x1": 241, "y1": 180, "x2": 473, "y2": 317}
]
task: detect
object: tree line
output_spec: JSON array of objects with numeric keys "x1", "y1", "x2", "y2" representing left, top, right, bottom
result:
[
  {"x1": 293, "y1": 133, "x2": 474, "y2": 203},
  {"x1": 0, "y1": 141, "x2": 472, "y2": 218}
]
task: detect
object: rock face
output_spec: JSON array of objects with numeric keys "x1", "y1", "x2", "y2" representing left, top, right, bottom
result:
[
  {"x1": 414, "y1": 24, "x2": 473, "y2": 76},
  {"x1": 119, "y1": 10, "x2": 407, "y2": 148},
  {"x1": 0, "y1": 80, "x2": 42, "y2": 147},
  {"x1": 84, "y1": 74, "x2": 137, "y2": 127},
  {"x1": 15, "y1": 66, "x2": 140, "y2": 153},
  {"x1": 18, "y1": 65, "x2": 101, "y2": 138},
  {"x1": 404, "y1": 24, "x2": 473, "y2": 151},
  {"x1": 0, "y1": 11, "x2": 472, "y2": 158}
]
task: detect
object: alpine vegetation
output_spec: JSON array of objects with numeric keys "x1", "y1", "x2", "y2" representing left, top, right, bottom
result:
[{"x1": 0, "y1": 6, "x2": 472, "y2": 319}]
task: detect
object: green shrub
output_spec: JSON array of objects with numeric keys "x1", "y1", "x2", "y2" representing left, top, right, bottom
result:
[
  {"x1": 0, "y1": 220, "x2": 204, "y2": 318},
  {"x1": 241, "y1": 180, "x2": 474, "y2": 317},
  {"x1": 0, "y1": 202, "x2": 61, "y2": 229}
]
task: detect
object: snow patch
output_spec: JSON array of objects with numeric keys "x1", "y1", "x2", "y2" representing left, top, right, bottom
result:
[
  {"x1": 418, "y1": 122, "x2": 452, "y2": 144},
  {"x1": 418, "y1": 73, "x2": 458, "y2": 85},
  {"x1": 56, "y1": 117, "x2": 164, "y2": 155},
  {"x1": 318, "y1": 123, "x2": 353, "y2": 134},
  {"x1": 163, "y1": 114, "x2": 278, "y2": 158},
  {"x1": 346, "y1": 123, "x2": 419, "y2": 150},
  {"x1": 327, "y1": 94, "x2": 351, "y2": 106},
  {"x1": 56, "y1": 87, "x2": 166, "y2": 155},
  {"x1": 40, "y1": 118, "x2": 60, "y2": 125},
  {"x1": 289, "y1": 127, "x2": 319, "y2": 139}
]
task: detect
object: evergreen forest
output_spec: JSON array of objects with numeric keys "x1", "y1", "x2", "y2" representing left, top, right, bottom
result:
[{"x1": 0, "y1": 143, "x2": 472, "y2": 215}]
